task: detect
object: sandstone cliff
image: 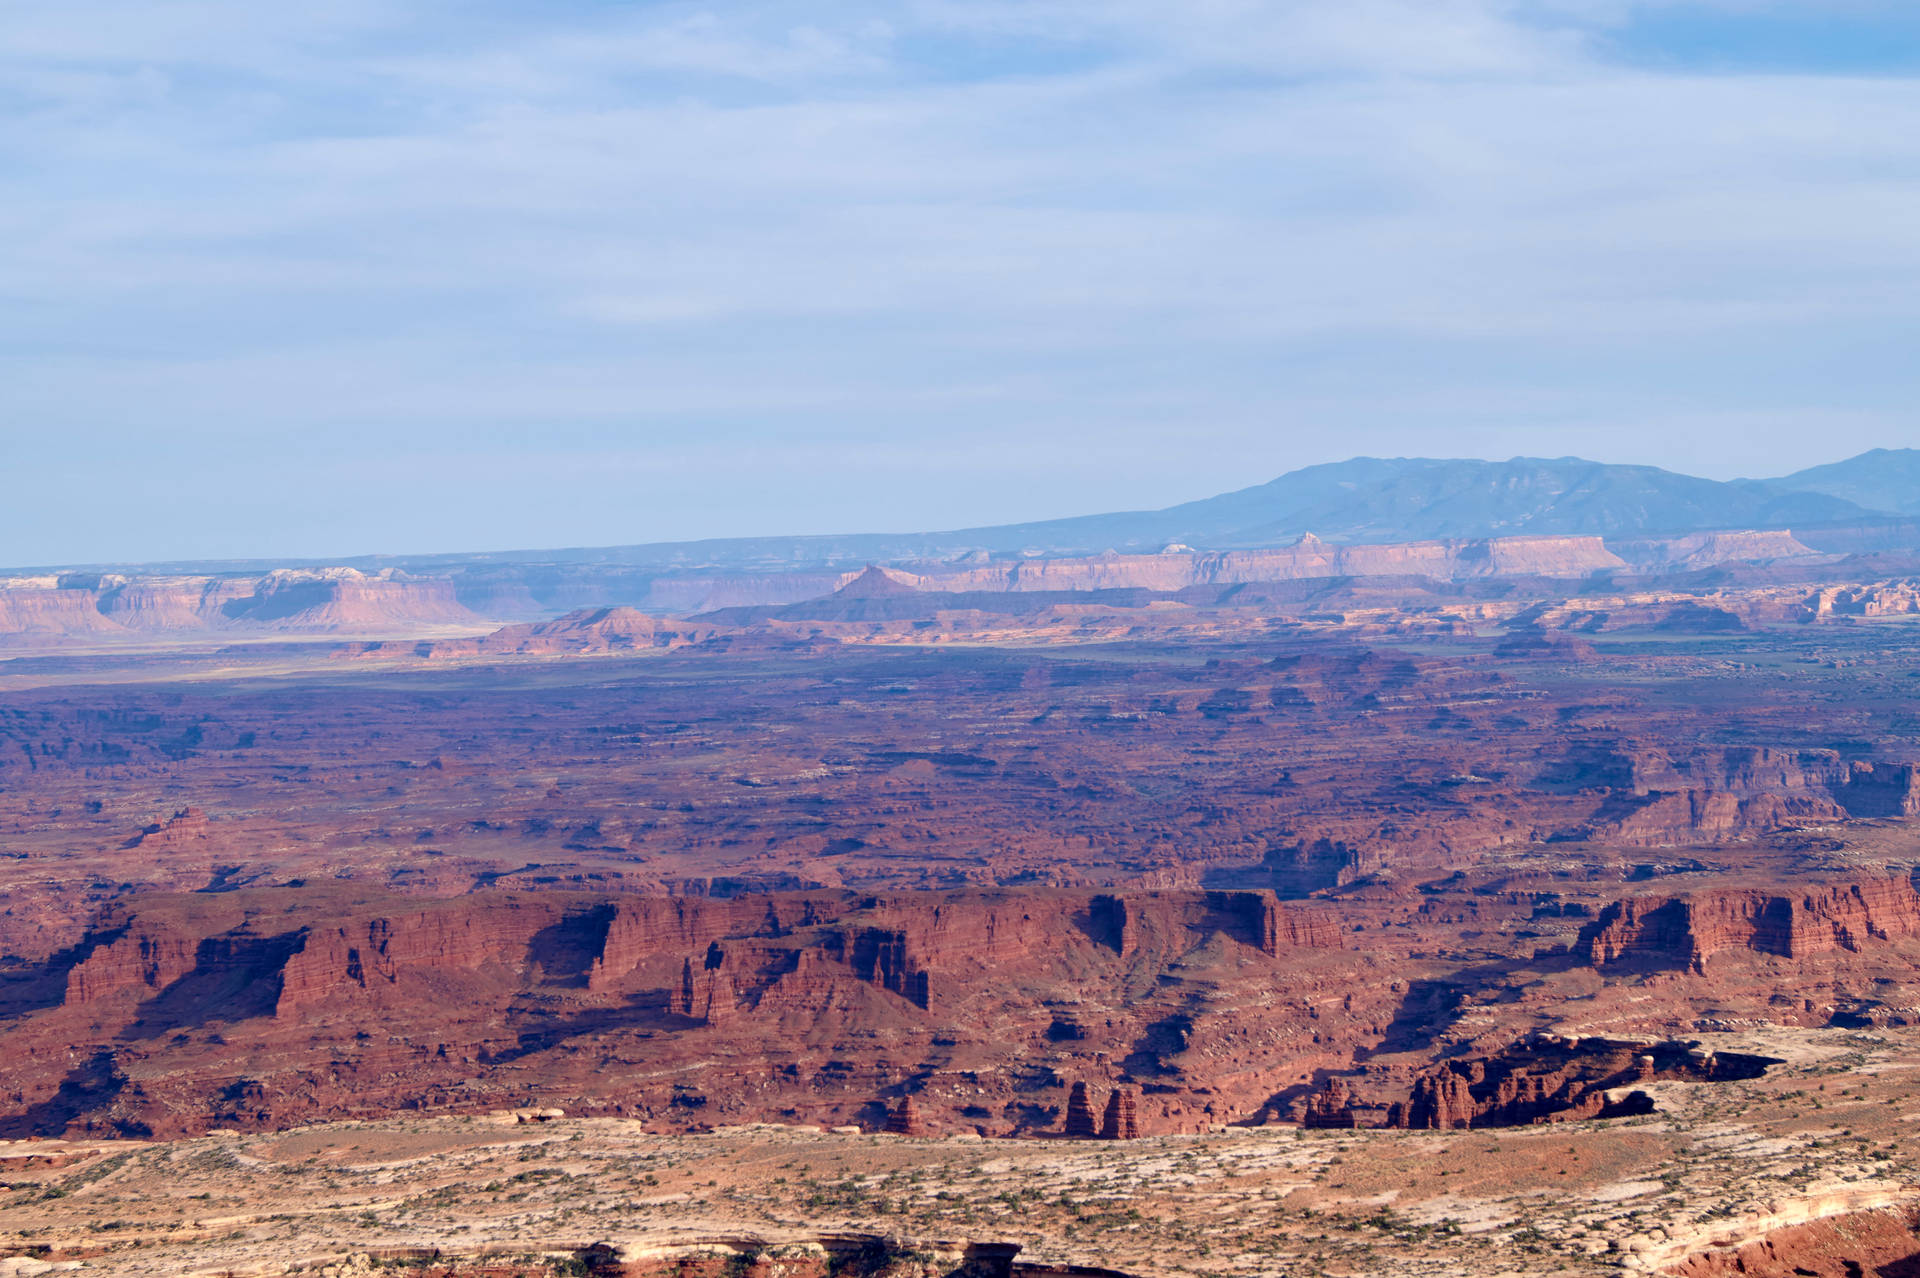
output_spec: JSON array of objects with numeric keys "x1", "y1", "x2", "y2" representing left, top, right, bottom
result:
[
  {"x1": 1577, "y1": 877, "x2": 1920, "y2": 971},
  {"x1": 649, "y1": 534, "x2": 1633, "y2": 611},
  {"x1": 2, "y1": 883, "x2": 1367, "y2": 1139},
  {"x1": 0, "y1": 568, "x2": 482, "y2": 645},
  {"x1": 1612, "y1": 530, "x2": 1817, "y2": 571},
  {"x1": 1088, "y1": 892, "x2": 1341, "y2": 959}
]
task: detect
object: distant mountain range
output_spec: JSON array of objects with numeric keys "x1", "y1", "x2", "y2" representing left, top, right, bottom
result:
[
  {"x1": 4, "y1": 447, "x2": 1917, "y2": 632},
  {"x1": 953, "y1": 455, "x2": 1867, "y2": 554},
  {"x1": 378, "y1": 447, "x2": 1920, "y2": 574},
  {"x1": 12, "y1": 449, "x2": 1920, "y2": 580},
  {"x1": 1760, "y1": 448, "x2": 1920, "y2": 518}
]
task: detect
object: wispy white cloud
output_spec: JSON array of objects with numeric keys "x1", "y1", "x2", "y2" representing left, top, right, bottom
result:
[{"x1": 1, "y1": 1, "x2": 1916, "y2": 561}]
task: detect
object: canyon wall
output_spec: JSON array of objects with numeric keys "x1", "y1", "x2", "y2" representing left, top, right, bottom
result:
[
  {"x1": 1577, "y1": 877, "x2": 1920, "y2": 970},
  {"x1": 0, "y1": 884, "x2": 1346, "y2": 1138},
  {"x1": 15, "y1": 867, "x2": 1920, "y2": 1141}
]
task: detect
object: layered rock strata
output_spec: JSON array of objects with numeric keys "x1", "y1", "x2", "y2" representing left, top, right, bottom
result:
[
  {"x1": 885, "y1": 1096, "x2": 927, "y2": 1137},
  {"x1": 0, "y1": 568, "x2": 477, "y2": 644},
  {"x1": 1062, "y1": 1082, "x2": 1099, "y2": 1138},
  {"x1": 1100, "y1": 1087, "x2": 1140, "y2": 1140},
  {"x1": 1578, "y1": 877, "x2": 1920, "y2": 971}
]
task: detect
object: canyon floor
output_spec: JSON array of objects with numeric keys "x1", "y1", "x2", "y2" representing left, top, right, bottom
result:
[{"x1": 5, "y1": 555, "x2": 1920, "y2": 1274}]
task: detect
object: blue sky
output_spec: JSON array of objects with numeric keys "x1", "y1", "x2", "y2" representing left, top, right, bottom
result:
[{"x1": 3, "y1": 0, "x2": 1918, "y2": 564}]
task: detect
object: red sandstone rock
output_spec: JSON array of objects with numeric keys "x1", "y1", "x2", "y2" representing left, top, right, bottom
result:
[
  {"x1": 692, "y1": 961, "x2": 737, "y2": 1025},
  {"x1": 1088, "y1": 892, "x2": 1340, "y2": 960},
  {"x1": 1578, "y1": 877, "x2": 1920, "y2": 971},
  {"x1": 64, "y1": 922, "x2": 197, "y2": 1007},
  {"x1": 1063, "y1": 1082, "x2": 1099, "y2": 1138},
  {"x1": 0, "y1": 580, "x2": 124, "y2": 640},
  {"x1": 1842, "y1": 761, "x2": 1920, "y2": 817},
  {"x1": 9, "y1": 590, "x2": 1920, "y2": 1148},
  {"x1": 0, "y1": 879, "x2": 1401, "y2": 1138},
  {"x1": 1100, "y1": 1087, "x2": 1139, "y2": 1140},
  {"x1": 1404, "y1": 1069, "x2": 1477, "y2": 1130},
  {"x1": 1360, "y1": 1037, "x2": 1770, "y2": 1131},
  {"x1": 1301, "y1": 1078, "x2": 1361, "y2": 1129},
  {"x1": 885, "y1": 1096, "x2": 926, "y2": 1136},
  {"x1": 670, "y1": 957, "x2": 699, "y2": 1018},
  {"x1": 122, "y1": 808, "x2": 218, "y2": 857},
  {"x1": 0, "y1": 569, "x2": 479, "y2": 646}
]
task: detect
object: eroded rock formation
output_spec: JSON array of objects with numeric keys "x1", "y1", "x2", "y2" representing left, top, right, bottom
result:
[
  {"x1": 1087, "y1": 892, "x2": 1339, "y2": 959},
  {"x1": 1578, "y1": 878, "x2": 1920, "y2": 971},
  {"x1": 1099, "y1": 1087, "x2": 1139, "y2": 1140},
  {"x1": 885, "y1": 1096, "x2": 927, "y2": 1137},
  {"x1": 1299, "y1": 1036, "x2": 1776, "y2": 1131},
  {"x1": 2, "y1": 881, "x2": 1373, "y2": 1139},
  {"x1": 1063, "y1": 1082, "x2": 1099, "y2": 1138}
]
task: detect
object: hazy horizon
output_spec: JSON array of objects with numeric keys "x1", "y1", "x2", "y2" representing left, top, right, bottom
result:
[
  {"x1": 6, "y1": 1, "x2": 1919, "y2": 564},
  {"x1": 3, "y1": 446, "x2": 1911, "y2": 574}
]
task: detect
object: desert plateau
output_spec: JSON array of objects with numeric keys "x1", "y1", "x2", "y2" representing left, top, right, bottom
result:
[{"x1": 1, "y1": 453, "x2": 1920, "y2": 1275}]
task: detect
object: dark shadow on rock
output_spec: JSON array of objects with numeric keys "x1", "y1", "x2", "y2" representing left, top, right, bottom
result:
[
  {"x1": 121, "y1": 929, "x2": 305, "y2": 1040},
  {"x1": 1366, "y1": 950, "x2": 1582, "y2": 1058},
  {"x1": 0, "y1": 923, "x2": 128, "y2": 1020},
  {"x1": 0, "y1": 1049, "x2": 150, "y2": 1139},
  {"x1": 527, "y1": 902, "x2": 618, "y2": 987},
  {"x1": 479, "y1": 987, "x2": 685, "y2": 1066},
  {"x1": 1121, "y1": 1011, "x2": 1195, "y2": 1078}
]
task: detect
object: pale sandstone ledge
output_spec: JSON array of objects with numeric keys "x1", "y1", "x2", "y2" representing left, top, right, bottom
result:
[
  {"x1": 1628, "y1": 1186, "x2": 1919, "y2": 1273},
  {"x1": 0, "y1": 528, "x2": 1836, "y2": 638},
  {"x1": 641, "y1": 529, "x2": 1830, "y2": 611}
]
